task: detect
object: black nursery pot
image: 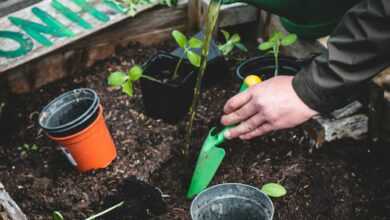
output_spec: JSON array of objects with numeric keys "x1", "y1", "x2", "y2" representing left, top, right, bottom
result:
[
  {"x1": 140, "y1": 53, "x2": 196, "y2": 123},
  {"x1": 236, "y1": 55, "x2": 303, "y2": 81},
  {"x1": 171, "y1": 31, "x2": 229, "y2": 87}
]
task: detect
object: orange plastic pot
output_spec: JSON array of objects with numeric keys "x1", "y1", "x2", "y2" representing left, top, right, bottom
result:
[{"x1": 48, "y1": 105, "x2": 116, "y2": 172}]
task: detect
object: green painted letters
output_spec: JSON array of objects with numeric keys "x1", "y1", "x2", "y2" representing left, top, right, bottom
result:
[
  {"x1": 9, "y1": 7, "x2": 74, "y2": 47},
  {"x1": 51, "y1": 0, "x2": 93, "y2": 30},
  {"x1": 103, "y1": 0, "x2": 128, "y2": 14},
  {"x1": 0, "y1": 31, "x2": 33, "y2": 58},
  {"x1": 71, "y1": 0, "x2": 110, "y2": 22}
]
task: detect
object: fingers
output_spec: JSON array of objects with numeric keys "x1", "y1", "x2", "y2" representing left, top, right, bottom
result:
[
  {"x1": 221, "y1": 101, "x2": 257, "y2": 126},
  {"x1": 224, "y1": 114, "x2": 266, "y2": 139},
  {"x1": 223, "y1": 91, "x2": 252, "y2": 114},
  {"x1": 239, "y1": 123, "x2": 273, "y2": 140}
]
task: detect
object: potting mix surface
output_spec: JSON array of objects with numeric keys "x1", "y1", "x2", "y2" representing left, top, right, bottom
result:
[{"x1": 0, "y1": 42, "x2": 389, "y2": 220}]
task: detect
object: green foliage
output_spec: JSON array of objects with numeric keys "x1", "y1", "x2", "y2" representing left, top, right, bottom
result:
[
  {"x1": 122, "y1": 0, "x2": 152, "y2": 16},
  {"x1": 172, "y1": 30, "x2": 187, "y2": 48},
  {"x1": 171, "y1": 30, "x2": 204, "y2": 79},
  {"x1": 258, "y1": 31, "x2": 297, "y2": 76},
  {"x1": 171, "y1": 30, "x2": 203, "y2": 68},
  {"x1": 260, "y1": 183, "x2": 287, "y2": 198},
  {"x1": 218, "y1": 30, "x2": 247, "y2": 56},
  {"x1": 123, "y1": 0, "x2": 176, "y2": 16},
  {"x1": 52, "y1": 211, "x2": 64, "y2": 220},
  {"x1": 159, "y1": 0, "x2": 177, "y2": 7},
  {"x1": 18, "y1": 143, "x2": 39, "y2": 157},
  {"x1": 258, "y1": 31, "x2": 297, "y2": 52},
  {"x1": 108, "y1": 65, "x2": 144, "y2": 97}
]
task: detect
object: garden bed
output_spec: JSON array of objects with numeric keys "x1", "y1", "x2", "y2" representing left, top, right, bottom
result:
[{"x1": 0, "y1": 42, "x2": 389, "y2": 220}]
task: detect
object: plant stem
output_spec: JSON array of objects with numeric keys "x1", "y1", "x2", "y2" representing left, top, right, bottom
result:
[
  {"x1": 184, "y1": 0, "x2": 222, "y2": 157},
  {"x1": 273, "y1": 41, "x2": 280, "y2": 77},
  {"x1": 85, "y1": 201, "x2": 124, "y2": 220},
  {"x1": 172, "y1": 57, "x2": 183, "y2": 80},
  {"x1": 141, "y1": 74, "x2": 161, "y2": 83}
]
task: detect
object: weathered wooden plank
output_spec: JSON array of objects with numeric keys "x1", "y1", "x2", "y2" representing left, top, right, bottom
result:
[
  {"x1": 0, "y1": 0, "x2": 160, "y2": 73},
  {"x1": 5, "y1": 3, "x2": 188, "y2": 93},
  {"x1": 187, "y1": 0, "x2": 200, "y2": 32},
  {"x1": 0, "y1": 182, "x2": 27, "y2": 220},
  {"x1": 199, "y1": 0, "x2": 257, "y2": 29},
  {"x1": 306, "y1": 114, "x2": 368, "y2": 148},
  {"x1": 0, "y1": 0, "x2": 40, "y2": 16}
]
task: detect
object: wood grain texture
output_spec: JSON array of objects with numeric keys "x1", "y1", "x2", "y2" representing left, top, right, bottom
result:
[
  {"x1": 199, "y1": 0, "x2": 257, "y2": 29},
  {"x1": 5, "y1": 3, "x2": 188, "y2": 93},
  {"x1": 0, "y1": 0, "x2": 40, "y2": 16},
  {"x1": 0, "y1": 0, "x2": 160, "y2": 73},
  {"x1": 0, "y1": 182, "x2": 27, "y2": 220}
]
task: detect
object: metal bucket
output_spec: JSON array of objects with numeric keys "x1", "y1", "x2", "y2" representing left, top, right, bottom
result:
[{"x1": 191, "y1": 183, "x2": 274, "y2": 220}]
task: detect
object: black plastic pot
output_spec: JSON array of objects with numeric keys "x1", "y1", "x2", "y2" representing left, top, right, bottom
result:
[
  {"x1": 382, "y1": 99, "x2": 390, "y2": 142},
  {"x1": 140, "y1": 53, "x2": 196, "y2": 123},
  {"x1": 191, "y1": 183, "x2": 274, "y2": 220},
  {"x1": 38, "y1": 88, "x2": 100, "y2": 137},
  {"x1": 171, "y1": 31, "x2": 229, "y2": 87},
  {"x1": 236, "y1": 55, "x2": 303, "y2": 81}
]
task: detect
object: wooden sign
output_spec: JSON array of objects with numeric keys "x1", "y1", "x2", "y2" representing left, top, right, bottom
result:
[{"x1": 0, "y1": 0, "x2": 158, "y2": 73}]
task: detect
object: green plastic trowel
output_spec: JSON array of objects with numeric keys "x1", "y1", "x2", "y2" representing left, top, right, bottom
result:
[{"x1": 186, "y1": 75, "x2": 262, "y2": 199}]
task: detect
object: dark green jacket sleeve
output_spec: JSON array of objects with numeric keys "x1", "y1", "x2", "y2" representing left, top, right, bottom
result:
[{"x1": 292, "y1": 0, "x2": 390, "y2": 113}]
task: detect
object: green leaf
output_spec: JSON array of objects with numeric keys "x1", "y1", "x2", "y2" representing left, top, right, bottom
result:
[
  {"x1": 258, "y1": 42, "x2": 273, "y2": 51},
  {"x1": 128, "y1": 65, "x2": 143, "y2": 81},
  {"x1": 235, "y1": 43, "x2": 248, "y2": 52},
  {"x1": 221, "y1": 43, "x2": 234, "y2": 56},
  {"x1": 121, "y1": 81, "x2": 133, "y2": 96},
  {"x1": 221, "y1": 29, "x2": 230, "y2": 41},
  {"x1": 270, "y1": 31, "x2": 283, "y2": 42},
  {"x1": 261, "y1": 183, "x2": 287, "y2": 198},
  {"x1": 281, "y1": 33, "x2": 297, "y2": 46},
  {"x1": 108, "y1": 71, "x2": 128, "y2": 86},
  {"x1": 188, "y1": 37, "x2": 203, "y2": 48},
  {"x1": 160, "y1": 0, "x2": 177, "y2": 7},
  {"x1": 172, "y1": 30, "x2": 187, "y2": 48},
  {"x1": 53, "y1": 211, "x2": 64, "y2": 220},
  {"x1": 187, "y1": 50, "x2": 201, "y2": 67},
  {"x1": 230, "y1": 33, "x2": 240, "y2": 43},
  {"x1": 31, "y1": 144, "x2": 38, "y2": 151}
]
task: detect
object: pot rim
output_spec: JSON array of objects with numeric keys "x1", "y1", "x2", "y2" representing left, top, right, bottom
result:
[
  {"x1": 39, "y1": 88, "x2": 99, "y2": 131},
  {"x1": 48, "y1": 105, "x2": 103, "y2": 142},
  {"x1": 236, "y1": 54, "x2": 300, "y2": 81},
  {"x1": 190, "y1": 182, "x2": 275, "y2": 220},
  {"x1": 142, "y1": 52, "x2": 196, "y2": 88}
]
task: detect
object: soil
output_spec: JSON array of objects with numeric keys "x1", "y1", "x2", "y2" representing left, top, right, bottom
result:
[{"x1": 0, "y1": 39, "x2": 389, "y2": 220}]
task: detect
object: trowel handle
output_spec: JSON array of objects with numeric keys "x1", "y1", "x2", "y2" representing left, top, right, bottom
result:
[{"x1": 217, "y1": 75, "x2": 262, "y2": 139}]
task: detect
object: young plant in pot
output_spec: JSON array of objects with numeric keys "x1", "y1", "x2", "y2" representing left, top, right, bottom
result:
[
  {"x1": 170, "y1": 30, "x2": 246, "y2": 87},
  {"x1": 108, "y1": 30, "x2": 203, "y2": 123},
  {"x1": 236, "y1": 31, "x2": 300, "y2": 81},
  {"x1": 217, "y1": 29, "x2": 248, "y2": 57}
]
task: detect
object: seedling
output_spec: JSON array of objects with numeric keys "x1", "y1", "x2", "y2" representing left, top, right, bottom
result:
[
  {"x1": 122, "y1": 0, "x2": 177, "y2": 16},
  {"x1": 258, "y1": 31, "x2": 297, "y2": 76},
  {"x1": 122, "y1": 0, "x2": 153, "y2": 16},
  {"x1": 260, "y1": 182, "x2": 287, "y2": 198},
  {"x1": 53, "y1": 201, "x2": 124, "y2": 220},
  {"x1": 171, "y1": 30, "x2": 203, "y2": 79},
  {"x1": 217, "y1": 30, "x2": 247, "y2": 56},
  {"x1": 108, "y1": 65, "x2": 159, "y2": 97},
  {"x1": 18, "y1": 143, "x2": 39, "y2": 157}
]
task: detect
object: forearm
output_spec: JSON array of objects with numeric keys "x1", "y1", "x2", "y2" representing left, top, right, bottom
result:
[{"x1": 293, "y1": 0, "x2": 390, "y2": 113}]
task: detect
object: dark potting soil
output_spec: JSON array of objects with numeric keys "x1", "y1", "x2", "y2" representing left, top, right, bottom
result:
[{"x1": 0, "y1": 41, "x2": 389, "y2": 220}]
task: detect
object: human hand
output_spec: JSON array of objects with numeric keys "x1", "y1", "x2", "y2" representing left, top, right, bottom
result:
[{"x1": 221, "y1": 75, "x2": 318, "y2": 140}]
